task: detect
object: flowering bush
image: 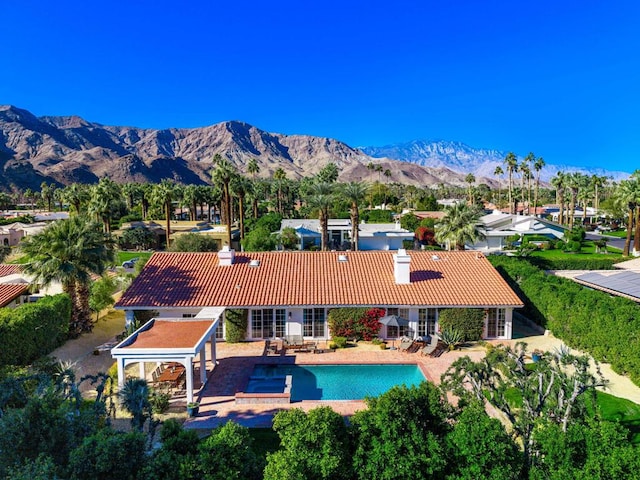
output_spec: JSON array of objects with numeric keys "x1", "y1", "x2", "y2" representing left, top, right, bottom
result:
[{"x1": 327, "y1": 307, "x2": 384, "y2": 341}]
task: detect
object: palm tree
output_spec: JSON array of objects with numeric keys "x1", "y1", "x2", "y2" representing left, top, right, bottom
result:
[
  {"x1": 61, "y1": 183, "x2": 89, "y2": 216},
  {"x1": 343, "y1": 182, "x2": 368, "y2": 251},
  {"x1": 521, "y1": 153, "x2": 535, "y2": 214},
  {"x1": 212, "y1": 155, "x2": 237, "y2": 247},
  {"x1": 308, "y1": 182, "x2": 334, "y2": 251},
  {"x1": 230, "y1": 175, "x2": 251, "y2": 241},
  {"x1": 247, "y1": 158, "x2": 259, "y2": 180},
  {"x1": 465, "y1": 173, "x2": 476, "y2": 205},
  {"x1": 615, "y1": 178, "x2": 640, "y2": 256},
  {"x1": 272, "y1": 167, "x2": 287, "y2": 215},
  {"x1": 504, "y1": 153, "x2": 518, "y2": 214},
  {"x1": 434, "y1": 203, "x2": 485, "y2": 250},
  {"x1": 152, "y1": 180, "x2": 180, "y2": 248},
  {"x1": 551, "y1": 172, "x2": 567, "y2": 225},
  {"x1": 181, "y1": 184, "x2": 200, "y2": 221},
  {"x1": 566, "y1": 172, "x2": 584, "y2": 229},
  {"x1": 532, "y1": 157, "x2": 545, "y2": 216},
  {"x1": 88, "y1": 178, "x2": 122, "y2": 233},
  {"x1": 40, "y1": 182, "x2": 55, "y2": 212},
  {"x1": 493, "y1": 166, "x2": 504, "y2": 208},
  {"x1": 383, "y1": 169, "x2": 392, "y2": 207},
  {"x1": 21, "y1": 216, "x2": 115, "y2": 335},
  {"x1": 118, "y1": 378, "x2": 152, "y2": 432}
]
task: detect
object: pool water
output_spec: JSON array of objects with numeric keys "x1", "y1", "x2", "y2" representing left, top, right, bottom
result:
[{"x1": 250, "y1": 364, "x2": 425, "y2": 401}]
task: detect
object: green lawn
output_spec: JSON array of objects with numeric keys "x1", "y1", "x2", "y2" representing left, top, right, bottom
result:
[
  {"x1": 592, "y1": 391, "x2": 640, "y2": 445},
  {"x1": 606, "y1": 230, "x2": 632, "y2": 239},
  {"x1": 116, "y1": 251, "x2": 154, "y2": 264},
  {"x1": 529, "y1": 240, "x2": 622, "y2": 260},
  {"x1": 503, "y1": 387, "x2": 640, "y2": 444}
]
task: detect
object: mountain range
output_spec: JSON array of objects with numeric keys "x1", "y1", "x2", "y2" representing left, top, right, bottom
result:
[{"x1": 0, "y1": 105, "x2": 629, "y2": 192}]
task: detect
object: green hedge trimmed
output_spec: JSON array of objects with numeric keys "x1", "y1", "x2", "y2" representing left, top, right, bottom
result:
[
  {"x1": 489, "y1": 256, "x2": 640, "y2": 386},
  {"x1": 527, "y1": 256, "x2": 620, "y2": 270},
  {"x1": 225, "y1": 309, "x2": 248, "y2": 343},
  {"x1": 438, "y1": 308, "x2": 485, "y2": 341},
  {"x1": 0, "y1": 294, "x2": 71, "y2": 366}
]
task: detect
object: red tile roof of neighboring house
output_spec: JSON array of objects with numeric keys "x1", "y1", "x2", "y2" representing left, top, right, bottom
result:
[
  {"x1": 120, "y1": 320, "x2": 214, "y2": 349},
  {"x1": 116, "y1": 251, "x2": 523, "y2": 309},
  {"x1": 0, "y1": 284, "x2": 29, "y2": 307},
  {"x1": 0, "y1": 264, "x2": 22, "y2": 278}
]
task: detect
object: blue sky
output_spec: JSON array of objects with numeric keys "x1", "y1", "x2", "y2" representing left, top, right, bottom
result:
[{"x1": 2, "y1": 1, "x2": 639, "y2": 172}]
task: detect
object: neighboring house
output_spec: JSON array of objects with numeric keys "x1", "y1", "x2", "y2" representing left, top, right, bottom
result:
[
  {"x1": 548, "y1": 206, "x2": 605, "y2": 224},
  {"x1": 0, "y1": 222, "x2": 48, "y2": 247},
  {"x1": 115, "y1": 248, "x2": 524, "y2": 340},
  {"x1": 116, "y1": 221, "x2": 239, "y2": 250},
  {"x1": 279, "y1": 219, "x2": 414, "y2": 251},
  {"x1": 0, "y1": 263, "x2": 64, "y2": 300},
  {"x1": 0, "y1": 283, "x2": 30, "y2": 308},
  {"x1": 471, "y1": 212, "x2": 567, "y2": 251}
]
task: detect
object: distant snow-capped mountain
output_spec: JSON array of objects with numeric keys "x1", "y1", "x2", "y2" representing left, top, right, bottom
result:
[{"x1": 361, "y1": 140, "x2": 631, "y2": 183}]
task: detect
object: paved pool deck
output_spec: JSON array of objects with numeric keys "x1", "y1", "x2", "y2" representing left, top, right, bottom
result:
[{"x1": 184, "y1": 340, "x2": 487, "y2": 429}]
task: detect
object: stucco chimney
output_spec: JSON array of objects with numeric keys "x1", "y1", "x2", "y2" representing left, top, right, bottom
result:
[
  {"x1": 218, "y1": 246, "x2": 235, "y2": 266},
  {"x1": 394, "y1": 249, "x2": 411, "y2": 284}
]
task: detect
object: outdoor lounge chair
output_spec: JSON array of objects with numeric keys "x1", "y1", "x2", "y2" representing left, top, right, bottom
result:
[
  {"x1": 283, "y1": 335, "x2": 304, "y2": 350},
  {"x1": 398, "y1": 336, "x2": 414, "y2": 352},
  {"x1": 420, "y1": 335, "x2": 439, "y2": 356}
]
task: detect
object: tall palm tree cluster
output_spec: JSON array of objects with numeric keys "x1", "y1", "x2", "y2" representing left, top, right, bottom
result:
[
  {"x1": 550, "y1": 171, "x2": 610, "y2": 229},
  {"x1": 497, "y1": 152, "x2": 545, "y2": 215}
]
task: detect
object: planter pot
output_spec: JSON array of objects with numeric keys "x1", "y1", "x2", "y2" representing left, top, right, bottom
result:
[
  {"x1": 532, "y1": 353, "x2": 541, "y2": 363},
  {"x1": 187, "y1": 405, "x2": 199, "y2": 417}
]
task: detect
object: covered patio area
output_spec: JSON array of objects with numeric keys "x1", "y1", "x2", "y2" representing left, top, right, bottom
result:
[{"x1": 111, "y1": 308, "x2": 224, "y2": 404}]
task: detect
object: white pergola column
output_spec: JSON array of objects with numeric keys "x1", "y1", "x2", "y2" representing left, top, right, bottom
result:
[
  {"x1": 210, "y1": 336, "x2": 217, "y2": 365},
  {"x1": 138, "y1": 361, "x2": 145, "y2": 380},
  {"x1": 185, "y1": 359, "x2": 194, "y2": 404},
  {"x1": 200, "y1": 349, "x2": 207, "y2": 384},
  {"x1": 124, "y1": 310, "x2": 135, "y2": 329},
  {"x1": 117, "y1": 357, "x2": 126, "y2": 388}
]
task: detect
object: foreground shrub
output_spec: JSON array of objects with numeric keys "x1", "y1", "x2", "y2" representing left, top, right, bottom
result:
[
  {"x1": 438, "y1": 308, "x2": 485, "y2": 342},
  {"x1": 0, "y1": 294, "x2": 70, "y2": 367},
  {"x1": 265, "y1": 407, "x2": 352, "y2": 480},
  {"x1": 199, "y1": 422, "x2": 260, "y2": 480}
]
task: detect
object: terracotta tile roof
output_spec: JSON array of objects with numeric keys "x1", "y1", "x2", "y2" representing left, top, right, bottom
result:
[
  {"x1": 117, "y1": 251, "x2": 523, "y2": 310},
  {"x1": 0, "y1": 264, "x2": 22, "y2": 278},
  {"x1": 0, "y1": 284, "x2": 29, "y2": 307},
  {"x1": 121, "y1": 320, "x2": 214, "y2": 349}
]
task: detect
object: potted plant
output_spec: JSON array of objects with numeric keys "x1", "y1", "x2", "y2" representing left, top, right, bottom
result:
[{"x1": 186, "y1": 402, "x2": 200, "y2": 417}]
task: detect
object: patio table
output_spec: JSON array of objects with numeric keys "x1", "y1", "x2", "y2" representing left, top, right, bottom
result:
[{"x1": 157, "y1": 364, "x2": 185, "y2": 387}]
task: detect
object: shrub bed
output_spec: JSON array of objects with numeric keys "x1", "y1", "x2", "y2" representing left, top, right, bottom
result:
[
  {"x1": 225, "y1": 309, "x2": 248, "y2": 343},
  {"x1": 438, "y1": 308, "x2": 485, "y2": 341},
  {"x1": 489, "y1": 256, "x2": 640, "y2": 386},
  {"x1": 0, "y1": 294, "x2": 71, "y2": 366},
  {"x1": 327, "y1": 307, "x2": 384, "y2": 341},
  {"x1": 527, "y1": 256, "x2": 620, "y2": 270}
]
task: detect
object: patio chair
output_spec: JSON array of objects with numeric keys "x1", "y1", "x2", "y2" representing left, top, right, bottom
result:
[
  {"x1": 398, "y1": 336, "x2": 414, "y2": 352},
  {"x1": 283, "y1": 335, "x2": 304, "y2": 350},
  {"x1": 420, "y1": 335, "x2": 439, "y2": 356}
]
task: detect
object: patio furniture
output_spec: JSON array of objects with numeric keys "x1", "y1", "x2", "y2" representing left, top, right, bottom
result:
[
  {"x1": 283, "y1": 335, "x2": 305, "y2": 350},
  {"x1": 398, "y1": 336, "x2": 414, "y2": 352},
  {"x1": 420, "y1": 335, "x2": 439, "y2": 356},
  {"x1": 157, "y1": 363, "x2": 186, "y2": 388}
]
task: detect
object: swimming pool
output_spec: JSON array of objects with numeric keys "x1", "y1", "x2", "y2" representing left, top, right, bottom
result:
[{"x1": 249, "y1": 364, "x2": 425, "y2": 401}]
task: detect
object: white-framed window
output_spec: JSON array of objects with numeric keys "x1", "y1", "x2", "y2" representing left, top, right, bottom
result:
[
  {"x1": 215, "y1": 321, "x2": 224, "y2": 340},
  {"x1": 418, "y1": 308, "x2": 437, "y2": 336},
  {"x1": 487, "y1": 308, "x2": 506, "y2": 338},
  {"x1": 303, "y1": 308, "x2": 326, "y2": 338},
  {"x1": 250, "y1": 309, "x2": 286, "y2": 339}
]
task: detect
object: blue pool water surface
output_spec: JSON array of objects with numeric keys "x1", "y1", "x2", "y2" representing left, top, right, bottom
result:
[{"x1": 251, "y1": 364, "x2": 425, "y2": 401}]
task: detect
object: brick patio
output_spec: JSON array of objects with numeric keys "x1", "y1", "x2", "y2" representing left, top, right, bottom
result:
[{"x1": 184, "y1": 340, "x2": 487, "y2": 429}]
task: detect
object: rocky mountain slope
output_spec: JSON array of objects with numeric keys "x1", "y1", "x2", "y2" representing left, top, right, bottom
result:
[
  {"x1": 0, "y1": 105, "x2": 477, "y2": 191},
  {"x1": 361, "y1": 140, "x2": 630, "y2": 182}
]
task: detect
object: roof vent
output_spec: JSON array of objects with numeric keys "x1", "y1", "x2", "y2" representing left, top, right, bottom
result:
[
  {"x1": 432, "y1": 255, "x2": 440, "y2": 261},
  {"x1": 338, "y1": 254, "x2": 348, "y2": 262},
  {"x1": 249, "y1": 259, "x2": 261, "y2": 267}
]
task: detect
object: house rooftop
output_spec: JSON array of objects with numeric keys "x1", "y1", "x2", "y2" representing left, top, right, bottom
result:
[
  {"x1": 0, "y1": 283, "x2": 29, "y2": 307},
  {"x1": 116, "y1": 250, "x2": 524, "y2": 309},
  {"x1": 0, "y1": 264, "x2": 22, "y2": 278},
  {"x1": 118, "y1": 319, "x2": 214, "y2": 349}
]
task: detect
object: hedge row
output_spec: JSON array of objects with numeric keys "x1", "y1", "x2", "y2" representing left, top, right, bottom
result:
[
  {"x1": 489, "y1": 256, "x2": 640, "y2": 386},
  {"x1": 225, "y1": 309, "x2": 248, "y2": 343},
  {"x1": 0, "y1": 294, "x2": 71, "y2": 366},
  {"x1": 526, "y1": 256, "x2": 620, "y2": 271}
]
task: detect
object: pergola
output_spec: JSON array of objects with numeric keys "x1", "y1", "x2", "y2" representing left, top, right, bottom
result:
[{"x1": 111, "y1": 308, "x2": 223, "y2": 404}]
